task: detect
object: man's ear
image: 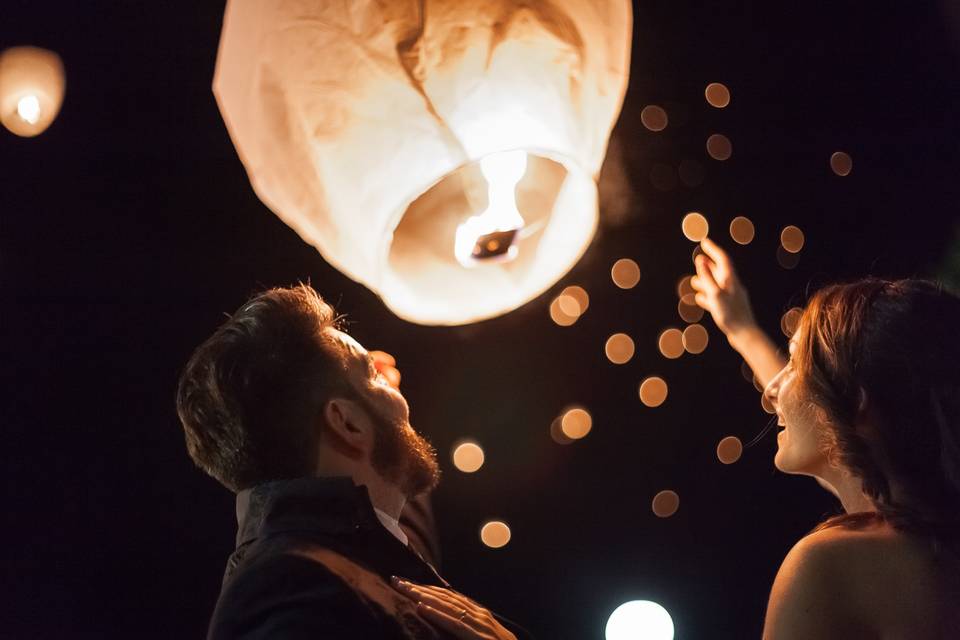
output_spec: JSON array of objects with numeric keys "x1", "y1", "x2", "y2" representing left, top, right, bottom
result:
[{"x1": 321, "y1": 397, "x2": 373, "y2": 459}]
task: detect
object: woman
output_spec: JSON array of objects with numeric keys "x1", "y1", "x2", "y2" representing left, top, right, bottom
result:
[
  {"x1": 692, "y1": 237, "x2": 960, "y2": 638},
  {"x1": 397, "y1": 238, "x2": 960, "y2": 638}
]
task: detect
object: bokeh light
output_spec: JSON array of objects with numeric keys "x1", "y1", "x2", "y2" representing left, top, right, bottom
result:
[
  {"x1": 658, "y1": 328, "x2": 684, "y2": 359},
  {"x1": 676, "y1": 275, "x2": 695, "y2": 298},
  {"x1": 682, "y1": 324, "x2": 709, "y2": 354},
  {"x1": 550, "y1": 417, "x2": 574, "y2": 445},
  {"x1": 639, "y1": 377, "x2": 669, "y2": 407},
  {"x1": 605, "y1": 333, "x2": 636, "y2": 364},
  {"x1": 605, "y1": 600, "x2": 675, "y2": 640},
  {"x1": 563, "y1": 285, "x2": 590, "y2": 313},
  {"x1": 729, "y1": 216, "x2": 755, "y2": 245},
  {"x1": 678, "y1": 158, "x2": 705, "y2": 187},
  {"x1": 611, "y1": 258, "x2": 641, "y2": 289},
  {"x1": 706, "y1": 133, "x2": 732, "y2": 160},
  {"x1": 561, "y1": 407, "x2": 593, "y2": 440},
  {"x1": 452, "y1": 441, "x2": 485, "y2": 473},
  {"x1": 830, "y1": 151, "x2": 853, "y2": 176},
  {"x1": 780, "y1": 306, "x2": 803, "y2": 337},
  {"x1": 704, "y1": 82, "x2": 731, "y2": 108},
  {"x1": 776, "y1": 245, "x2": 801, "y2": 269},
  {"x1": 549, "y1": 296, "x2": 578, "y2": 326},
  {"x1": 780, "y1": 225, "x2": 805, "y2": 253},
  {"x1": 649, "y1": 163, "x2": 679, "y2": 191},
  {"x1": 761, "y1": 394, "x2": 776, "y2": 414},
  {"x1": 678, "y1": 294, "x2": 705, "y2": 323},
  {"x1": 640, "y1": 105, "x2": 669, "y2": 132},
  {"x1": 480, "y1": 521, "x2": 511, "y2": 548},
  {"x1": 740, "y1": 360, "x2": 754, "y2": 383},
  {"x1": 652, "y1": 490, "x2": 680, "y2": 518},
  {"x1": 557, "y1": 294, "x2": 581, "y2": 317},
  {"x1": 681, "y1": 212, "x2": 709, "y2": 242},
  {"x1": 716, "y1": 436, "x2": 743, "y2": 464}
]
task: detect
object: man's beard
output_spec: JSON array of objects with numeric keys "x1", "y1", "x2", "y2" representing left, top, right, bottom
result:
[{"x1": 357, "y1": 394, "x2": 440, "y2": 497}]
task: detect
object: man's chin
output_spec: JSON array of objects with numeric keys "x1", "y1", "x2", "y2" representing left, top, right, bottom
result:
[{"x1": 400, "y1": 454, "x2": 441, "y2": 498}]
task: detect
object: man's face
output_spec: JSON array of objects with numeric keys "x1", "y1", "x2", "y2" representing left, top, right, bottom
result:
[{"x1": 326, "y1": 329, "x2": 440, "y2": 497}]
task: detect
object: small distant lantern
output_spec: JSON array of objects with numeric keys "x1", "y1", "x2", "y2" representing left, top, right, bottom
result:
[
  {"x1": 0, "y1": 46, "x2": 65, "y2": 137},
  {"x1": 214, "y1": 0, "x2": 631, "y2": 325}
]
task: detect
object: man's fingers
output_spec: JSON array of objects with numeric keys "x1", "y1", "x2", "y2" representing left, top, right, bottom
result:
[
  {"x1": 402, "y1": 582, "x2": 482, "y2": 615},
  {"x1": 369, "y1": 350, "x2": 396, "y2": 367},
  {"x1": 694, "y1": 292, "x2": 711, "y2": 310},
  {"x1": 418, "y1": 604, "x2": 479, "y2": 638},
  {"x1": 379, "y1": 364, "x2": 401, "y2": 389}
]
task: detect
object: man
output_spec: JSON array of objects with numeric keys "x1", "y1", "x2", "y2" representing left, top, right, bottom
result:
[{"x1": 177, "y1": 284, "x2": 527, "y2": 639}]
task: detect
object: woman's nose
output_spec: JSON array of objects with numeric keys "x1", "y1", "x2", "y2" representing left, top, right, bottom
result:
[{"x1": 763, "y1": 369, "x2": 784, "y2": 410}]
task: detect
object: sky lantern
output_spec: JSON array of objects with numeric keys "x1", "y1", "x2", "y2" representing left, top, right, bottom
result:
[
  {"x1": 0, "y1": 46, "x2": 65, "y2": 137},
  {"x1": 214, "y1": 0, "x2": 632, "y2": 325}
]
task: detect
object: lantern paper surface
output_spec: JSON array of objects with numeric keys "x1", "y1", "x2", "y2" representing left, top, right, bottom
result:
[
  {"x1": 215, "y1": 0, "x2": 631, "y2": 325},
  {"x1": 0, "y1": 46, "x2": 65, "y2": 137}
]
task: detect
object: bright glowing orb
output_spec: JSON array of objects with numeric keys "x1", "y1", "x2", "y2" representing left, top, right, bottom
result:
[
  {"x1": 16, "y1": 94, "x2": 40, "y2": 124},
  {"x1": 480, "y1": 520, "x2": 512, "y2": 548},
  {"x1": 605, "y1": 600, "x2": 675, "y2": 640},
  {"x1": 452, "y1": 441, "x2": 485, "y2": 473}
]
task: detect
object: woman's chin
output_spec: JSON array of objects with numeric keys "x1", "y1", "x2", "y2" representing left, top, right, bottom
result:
[{"x1": 773, "y1": 435, "x2": 793, "y2": 473}]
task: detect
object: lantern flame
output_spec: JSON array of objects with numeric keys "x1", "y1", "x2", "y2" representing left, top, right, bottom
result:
[
  {"x1": 454, "y1": 150, "x2": 528, "y2": 266},
  {"x1": 16, "y1": 94, "x2": 41, "y2": 124}
]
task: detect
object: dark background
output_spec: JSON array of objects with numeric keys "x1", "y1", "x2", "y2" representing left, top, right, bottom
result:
[{"x1": 3, "y1": 2, "x2": 959, "y2": 638}]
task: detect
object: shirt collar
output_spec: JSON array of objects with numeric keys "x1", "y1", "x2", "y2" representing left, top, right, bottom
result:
[
  {"x1": 373, "y1": 507, "x2": 409, "y2": 547},
  {"x1": 234, "y1": 476, "x2": 380, "y2": 548}
]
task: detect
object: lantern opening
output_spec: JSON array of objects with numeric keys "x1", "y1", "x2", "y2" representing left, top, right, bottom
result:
[
  {"x1": 455, "y1": 150, "x2": 528, "y2": 266},
  {"x1": 383, "y1": 152, "x2": 597, "y2": 325},
  {"x1": 16, "y1": 94, "x2": 40, "y2": 124}
]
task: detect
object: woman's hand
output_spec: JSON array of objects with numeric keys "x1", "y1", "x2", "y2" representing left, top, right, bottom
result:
[
  {"x1": 692, "y1": 237, "x2": 786, "y2": 387},
  {"x1": 691, "y1": 237, "x2": 757, "y2": 339},
  {"x1": 392, "y1": 578, "x2": 517, "y2": 640},
  {"x1": 369, "y1": 350, "x2": 402, "y2": 389}
]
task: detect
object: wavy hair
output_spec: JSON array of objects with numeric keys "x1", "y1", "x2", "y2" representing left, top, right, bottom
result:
[
  {"x1": 792, "y1": 279, "x2": 960, "y2": 542},
  {"x1": 176, "y1": 284, "x2": 348, "y2": 492}
]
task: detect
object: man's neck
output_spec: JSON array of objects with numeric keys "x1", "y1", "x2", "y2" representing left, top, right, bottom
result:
[{"x1": 363, "y1": 479, "x2": 406, "y2": 521}]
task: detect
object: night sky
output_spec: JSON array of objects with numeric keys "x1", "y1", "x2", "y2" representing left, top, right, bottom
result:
[{"x1": 4, "y1": 2, "x2": 960, "y2": 638}]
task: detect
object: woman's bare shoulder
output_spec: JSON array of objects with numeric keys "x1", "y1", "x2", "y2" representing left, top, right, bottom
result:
[{"x1": 763, "y1": 522, "x2": 960, "y2": 639}]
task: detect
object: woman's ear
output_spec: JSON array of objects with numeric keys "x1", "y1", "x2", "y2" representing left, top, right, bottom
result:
[{"x1": 321, "y1": 397, "x2": 373, "y2": 459}]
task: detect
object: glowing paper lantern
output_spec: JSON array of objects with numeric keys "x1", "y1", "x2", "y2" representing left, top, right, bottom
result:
[
  {"x1": 0, "y1": 46, "x2": 65, "y2": 137},
  {"x1": 214, "y1": 0, "x2": 631, "y2": 325}
]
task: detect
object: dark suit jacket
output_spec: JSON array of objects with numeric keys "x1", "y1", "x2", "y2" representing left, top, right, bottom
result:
[{"x1": 207, "y1": 477, "x2": 530, "y2": 640}]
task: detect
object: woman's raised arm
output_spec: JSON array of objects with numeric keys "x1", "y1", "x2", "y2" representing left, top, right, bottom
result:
[{"x1": 691, "y1": 237, "x2": 786, "y2": 387}]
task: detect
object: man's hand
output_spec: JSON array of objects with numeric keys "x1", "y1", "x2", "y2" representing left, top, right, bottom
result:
[
  {"x1": 691, "y1": 237, "x2": 758, "y2": 339},
  {"x1": 392, "y1": 578, "x2": 518, "y2": 640},
  {"x1": 369, "y1": 350, "x2": 401, "y2": 389}
]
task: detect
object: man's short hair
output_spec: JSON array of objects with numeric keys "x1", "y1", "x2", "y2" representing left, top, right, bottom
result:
[{"x1": 176, "y1": 284, "x2": 348, "y2": 492}]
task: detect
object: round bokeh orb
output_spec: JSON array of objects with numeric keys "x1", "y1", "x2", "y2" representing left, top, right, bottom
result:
[{"x1": 605, "y1": 600, "x2": 675, "y2": 640}]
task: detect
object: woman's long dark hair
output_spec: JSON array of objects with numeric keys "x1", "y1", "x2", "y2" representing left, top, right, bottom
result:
[{"x1": 792, "y1": 279, "x2": 960, "y2": 544}]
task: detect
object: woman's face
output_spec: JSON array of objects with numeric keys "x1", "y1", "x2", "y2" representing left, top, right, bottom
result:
[{"x1": 764, "y1": 334, "x2": 832, "y2": 477}]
